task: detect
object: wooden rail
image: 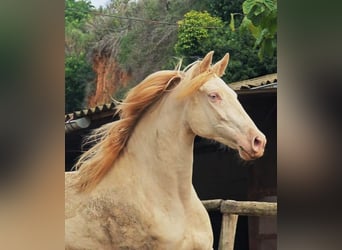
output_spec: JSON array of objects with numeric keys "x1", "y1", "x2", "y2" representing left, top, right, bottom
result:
[{"x1": 202, "y1": 199, "x2": 277, "y2": 250}]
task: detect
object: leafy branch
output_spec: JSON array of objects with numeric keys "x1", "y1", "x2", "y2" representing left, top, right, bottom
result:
[{"x1": 230, "y1": 0, "x2": 277, "y2": 60}]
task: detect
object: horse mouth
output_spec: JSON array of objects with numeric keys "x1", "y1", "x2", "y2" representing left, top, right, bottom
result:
[{"x1": 238, "y1": 146, "x2": 258, "y2": 161}]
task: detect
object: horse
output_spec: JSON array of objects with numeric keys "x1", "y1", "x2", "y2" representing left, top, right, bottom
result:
[{"x1": 65, "y1": 51, "x2": 266, "y2": 250}]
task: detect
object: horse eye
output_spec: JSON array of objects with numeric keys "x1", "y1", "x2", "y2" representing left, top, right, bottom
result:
[{"x1": 208, "y1": 93, "x2": 221, "y2": 101}]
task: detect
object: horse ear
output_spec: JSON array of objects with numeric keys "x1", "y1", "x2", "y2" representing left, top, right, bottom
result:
[
  {"x1": 166, "y1": 76, "x2": 181, "y2": 91},
  {"x1": 189, "y1": 51, "x2": 214, "y2": 79},
  {"x1": 212, "y1": 53, "x2": 230, "y2": 77},
  {"x1": 199, "y1": 51, "x2": 214, "y2": 73}
]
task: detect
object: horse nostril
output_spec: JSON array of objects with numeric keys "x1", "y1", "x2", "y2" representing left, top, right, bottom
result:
[
  {"x1": 254, "y1": 137, "x2": 261, "y2": 146},
  {"x1": 252, "y1": 136, "x2": 264, "y2": 152}
]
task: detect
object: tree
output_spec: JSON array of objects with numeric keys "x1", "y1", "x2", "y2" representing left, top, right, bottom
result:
[
  {"x1": 65, "y1": 54, "x2": 95, "y2": 113},
  {"x1": 65, "y1": 0, "x2": 95, "y2": 113},
  {"x1": 223, "y1": 29, "x2": 276, "y2": 82},
  {"x1": 203, "y1": 0, "x2": 245, "y2": 24},
  {"x1": 174, "y1": 9, "x2": 276, "y2": 83},
  {"x1": 174, "y1": 11, "x2": 226, "y2": 64},
  {"x1": 235, "y1": 0, "x2": 277, "y2": 60},
  {"x1": 64, "y1": 0, "x2": 277, "y2": 112},
  {"x1": 65, "y1": 0, "x2": 94, "y2": 27}
]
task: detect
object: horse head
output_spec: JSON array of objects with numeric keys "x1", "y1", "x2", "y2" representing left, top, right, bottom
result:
[{"x1": 178, "y1": 51, "x2": 266, "y2": 160}]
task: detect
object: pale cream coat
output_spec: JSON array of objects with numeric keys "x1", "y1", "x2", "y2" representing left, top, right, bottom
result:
[{"x1": 65, "y1": 52, "x2": 266, "y2": 249}]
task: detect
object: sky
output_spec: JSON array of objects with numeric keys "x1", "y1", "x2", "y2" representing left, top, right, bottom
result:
[{"x1": 90, "y1": 0, "x2": 109, "y2": 8}]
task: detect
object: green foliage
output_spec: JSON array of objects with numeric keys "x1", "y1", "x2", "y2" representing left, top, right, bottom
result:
[
  {"x1": 203, "y1": 0, "x2": 245, "y2": 25},
  {"x1": 223, "y1": 29, "x2": 276, "y2": 82},
  {"x1": 65, "y1": 0, "x2": 95, "y2": 112},
  {"x1": 65, "y1": 0, "x2": 94, "y2": 27},
  {"x1": 174, "y1": 8, "x2": 276, "y2": 83},
  {"x1": 117, "y1": 32, "x2": 136, "y2": 65},
  {"x1": 65, "y1": 0, "x2": 95, "y2": 55},
  {"x1": 65, "y1": 54, "x2": 95, "y2": 113},
  {"x1": 174, "y1": 11, "x2": 226, "y2": 63},
  {"x1": 64, "y1": 0, "x2": 277, "y2": 113},
  {"x1": 237, "y1": 0, "x2": 277, "y2": 60}
]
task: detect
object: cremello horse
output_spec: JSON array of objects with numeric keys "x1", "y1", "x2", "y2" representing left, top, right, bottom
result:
[{"x1": 65, "y1": 51, "x2": 266, "y2": 250}]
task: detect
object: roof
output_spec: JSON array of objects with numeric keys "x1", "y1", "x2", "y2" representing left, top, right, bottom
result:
[
  {"x1": 228, "y1": 73, "x2": 277, "y2": 90},
  {"x1": 65, "y1": 73, "x2": 277, "y2": 123},
  {"x1": 65, "y1": 102, "x2": 116, "y2": 122}
]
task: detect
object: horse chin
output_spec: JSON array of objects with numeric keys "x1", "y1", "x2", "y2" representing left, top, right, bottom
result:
[{"x1": 238, "y1": 147, "x2": 256, "y2": 161}]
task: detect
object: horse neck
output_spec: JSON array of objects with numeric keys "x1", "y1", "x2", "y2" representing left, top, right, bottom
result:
[{"x1": 122, "y1": 95, "x2": 195, "y2": 199}]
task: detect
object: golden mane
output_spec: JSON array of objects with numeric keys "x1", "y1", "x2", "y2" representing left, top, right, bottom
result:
[
  {"x1": 74, "y1": 60, "x2": 217, "y2": 192},
  {"x1": 74, "y1": 70, "x2": 183, "y2": 192}
]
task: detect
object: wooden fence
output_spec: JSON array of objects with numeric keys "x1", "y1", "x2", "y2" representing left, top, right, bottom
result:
[{"x1": 202, "y1": 199, "x2": 277, "y2": 250}]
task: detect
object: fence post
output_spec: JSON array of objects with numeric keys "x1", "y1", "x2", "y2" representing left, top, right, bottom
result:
[
  {"x1": 202, "y1": 199, "x2": 277, "y2": 250},
  {"x1": 218, "y1": 213, "x2": 238, "y2": 250}
]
